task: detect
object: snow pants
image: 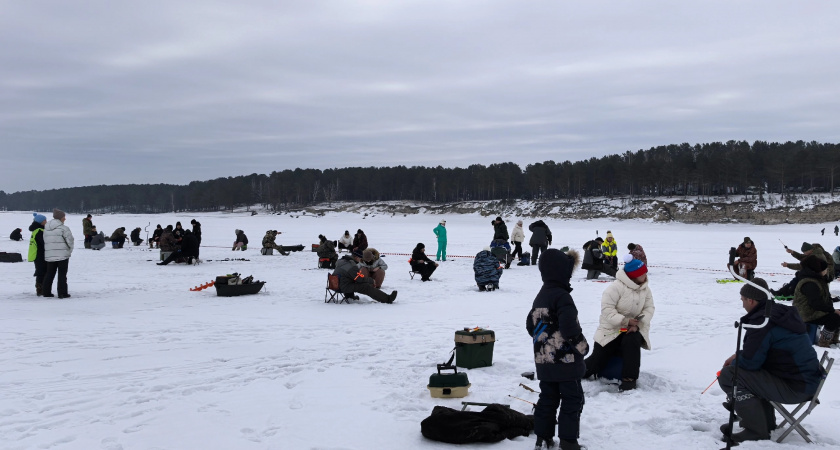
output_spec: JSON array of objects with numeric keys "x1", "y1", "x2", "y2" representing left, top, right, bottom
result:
[
  {"x1": 33, "y1": 259, "x2": 46, "y2": 291},
  {"x1": 531, "y1": 245, "x2": 546, "y2": 266},
  {"x1": 412, "y1": 261, "x2": 437, "y2": 281},
  {"x1": 584, "y1": 331, "x2": 643, "y2": 380},
  {"x1": 436, "y1": 240, "x2": 447, "y2": 261},
  {"x1": 511, "y1": 242, "x2": 523, "y2": 260},
  {"x1": 534, "y1": 379, "x2": 584, "y2": 441}
]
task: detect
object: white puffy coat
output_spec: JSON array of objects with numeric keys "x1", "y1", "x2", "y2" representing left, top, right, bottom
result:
[
  {"x1": 593, "y1": 270, "x2": 655, "y2": 349},
  {"x1": 43, "y1": 218, "x2": 75, "y2": 262},
  {"x1": 510, "y1": 224, "x2": 525, "y2": 243},
  {"x1": 338, "y1": 235, "x2": 353, "y2": 247}
]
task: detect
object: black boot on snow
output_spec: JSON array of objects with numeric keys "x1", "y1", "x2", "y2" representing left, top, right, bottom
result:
[
  {"x1": 559, "y1": 439, "x2": 581, "y2": 450},
  {"x1": 729, "y1": 396, "x2": 770, "y2": 443},
  {"x1": 534, "y1": 436, "x2": 556, "y2": 449}
]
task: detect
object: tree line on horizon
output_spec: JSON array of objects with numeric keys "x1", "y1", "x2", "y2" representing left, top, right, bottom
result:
[{"x1": 2, "y1": 140, "x2": 839, "y2": 214}]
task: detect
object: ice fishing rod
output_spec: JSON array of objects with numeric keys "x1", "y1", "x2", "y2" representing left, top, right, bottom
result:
[
  {"x1": 779, "y1": 239, "x2": 788, "y2": 250},
  {"x1": 701, "y1": 370, "x2": 721, "y2": 395}
]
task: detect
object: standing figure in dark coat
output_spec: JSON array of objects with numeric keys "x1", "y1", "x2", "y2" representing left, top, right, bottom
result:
[
  {"x1": 28, "y1": 213, "x2": 47, "y2": 296},
  {"x1": 581, "y1": 238, "x2": 616, "y2": 279},
  {"x1": 352, "y1": 229, "x2": 368, "y2": 252},
  {"x1": 190, "y1": 219, "x2": 202, "y2": 245},
  {"x1": 158, "y1": 229, "x2": 200, "y2": 265},
  {"x1": 130, "y1": 227, "x2": 143, "y2": 246},
  {"x1": 411, "y1": 243, "x2": 438, "y2": 281},
  {"x1": 492, "y1": 216, "x2": 509, "y2": 242},
  {"x1": 526, "y1": 248, "x2": 588, "y2": 450},
  {"x1": 82, "y1": 214, "x2": 94, "y2": 249},
  {"x1": 718, "y1": 278, "x2": 822, "y2": 444},
  {"x1": 529, "y1": 220, "x2": 552, "y2": 266},
  {"x1": 10, "y1": 228, "x2": 23, "y2": 241}
]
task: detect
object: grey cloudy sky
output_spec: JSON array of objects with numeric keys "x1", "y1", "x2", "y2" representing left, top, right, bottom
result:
[{"x1": 2, "y1": 1, "x2": 839, "y2": 192}]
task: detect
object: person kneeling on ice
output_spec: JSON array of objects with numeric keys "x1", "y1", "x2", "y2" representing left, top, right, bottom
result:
[
  {"x1": 526, "y1": 248, "x2": 588, "y2": 450},
  {"x1": 718, "y1": 278, "x2": 822, "y2": 444},
  {"x1": 110, "y1": 227, "x2": 127, "y2": 248},
  {"x1": 90, "y1": 228, "x2": 107, "y2": 250},
  {"x1": 332, "y1": 250, "x2": 397, "y2": 303},
  {"x1": 584, "y1": 256, "x2": 654, "y2": 392},
  {"x1": 130, "y1": 227, "x2": 143, "y2": 246},
  {"x1": 473, "y1": 246, "x2": 503, "y2": 291},
  {"x1": 158, "y1": 229, "x2": 200, "y2": 265},
  {"x1": 262, "y1": 230, "x2": 287, "y2": 255},
  {"x1": 10, "y1": 227, "x2": 24, "y2": 241}
]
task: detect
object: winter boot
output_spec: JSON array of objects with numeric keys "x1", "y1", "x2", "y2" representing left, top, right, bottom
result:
[
  {"x1": 36, "y1": 282, "x2": 42, "y2": 296},
  {"x1": 618, "y1": 378, "x2": 637, "y2": 392},
  {"x1": 534, "y1": 436, "x2": 556, "y2": 449},
  {"x1": 760, "y1": 399, "x2": 777, "y2": 431},
  {"x1": 728, "y1": 395, "x2": 770, "y2": 443},
  {"x1": 559, "y1": 439, "x2": 581, "y2": 450},
  {"x1": 832, "y1": 329, "x2": 840, "y2": 346},
  {"x1": 817, "y1": 329, "x2": 835, "y2": 348}
]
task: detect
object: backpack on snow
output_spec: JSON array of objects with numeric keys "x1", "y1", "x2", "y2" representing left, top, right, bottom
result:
[{"x1": 517, "y1": 252, "x2": 531, "y2": 266}]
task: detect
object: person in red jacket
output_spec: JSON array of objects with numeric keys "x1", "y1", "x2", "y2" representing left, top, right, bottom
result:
[{"x1": 734, "y1": 237, "x2": 757, "y2": 280}]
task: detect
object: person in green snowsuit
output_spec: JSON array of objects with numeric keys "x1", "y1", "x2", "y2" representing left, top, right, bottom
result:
[{"x1": 433, "y1": 219, "x2": 447, "y2": 261}]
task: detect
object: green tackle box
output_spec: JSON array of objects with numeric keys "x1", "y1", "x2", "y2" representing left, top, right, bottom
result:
[
  {"x1": 455, "y1": 328, "x2": 495, "y2": 369},
  {"x1": 427, "y1": 366, "x2": 471, "y2": 398}
]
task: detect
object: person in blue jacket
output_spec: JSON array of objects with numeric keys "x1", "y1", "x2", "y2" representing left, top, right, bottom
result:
[
  {"x1": 718, "y1": 278, "x2": 822, "y2": 444},
  {"x1": 526, "y1": 248, "x2": 588, "y2": 450}
]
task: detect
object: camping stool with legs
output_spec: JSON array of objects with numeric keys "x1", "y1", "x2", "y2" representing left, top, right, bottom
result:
[
  {"x1": 770, "y1": 350, "x2": 834, "y2": 443},
  {"x1": 408, "y1": 258, "x2": 419, "y2": 280},
  {"x1": 325, "y1": 273, "x2": 355, "y2": 304}
]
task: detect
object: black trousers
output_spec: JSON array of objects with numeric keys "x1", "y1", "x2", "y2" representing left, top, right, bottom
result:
[
  {"x1": 809, "y1": 313, "x2": 840, "y2": 332},
  {"x1": 413, "y1": 261, "x2": 437, "y2": 280},
  {"x1": 43, "y1": 259, "x2": 70, "y2": 297},
  {"x1": 531, "y1": 245, "x2": 546, "y2": 265},
  {"x1": 511, "y1": 242, "x2": 523, "y2": 260},
  {"x1": 33, "y1": 259, "x2": 46, "y2": 286},
  {"x1": 160, "y1": 251, "x2": 195, "y2": 265},
  {"x1": 534, "y1": 379, "x2": 584, "y2": 441},
  {"x1": 584, "y1": 331, "x2": 643, "y2": 380}
]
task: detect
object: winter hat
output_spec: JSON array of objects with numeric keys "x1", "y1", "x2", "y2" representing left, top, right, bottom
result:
[
  {"x1": 606, "y1": 231, "x2": 613, "y2": 239},
  {"x1": 86, "y1": 214, "x2": 92, "y2": 218},
  {"x1": 190, "y1": 219, "x2": 196, "y2": 224},
  {"x1": 627, "y1": 243, "x2": 636, "y2": 250},
  {"x1": 623, "y1": 253, "x2": 634, "y2": 264},
  {"x1": 740, "y1": 278, "x2": 770, "y2": 302},
  {"x1": 33, "y1": 213, "x2": 47, "y2": 223},
  {"x1": 516, "y1": 220, "x2": 523, "y2": 226},
  {"x1": 802, "y1": 255, "x2": 828, "y2": 273},
  {"x1": 624, "y1": 258, "x2": 647, "y2": 278},
  {"x1": 363, "y1": 249, "x2": 374, "y2": 261},
  {"x1": 743, "y1": 237, "x2": 752, "y2": 244},
  {"x1": 495, "y1": 216, "x2": 503, "y2": 222},
  {"x1": 52, "y1": 208, "x2": 66, "y2": 220},
  {"x1": 801, "y1": 242, "x2": 813, "y2": 252},
  {"x1": 352, "y1": 249, "x2": 364, "y2": 258},
  {"x1": 440, "y1": 219, "x2": 446, "y2": 225},
  {"x1": 595, "y1": 237, "x2": 604, "y2": 243},
  {"x1": 120, "y1": 227, "x2": 126, "y2": 231}
]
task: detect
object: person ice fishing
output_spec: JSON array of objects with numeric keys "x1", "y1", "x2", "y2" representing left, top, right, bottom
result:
[
  {"x1": 158, "y1": 229, "x2": 200, "y2": 265},
  {"x1": 601, "y1": 231, "x2": 618, "y2": 272},
  {"x1": 338, "y1": 230, "x2": 353, "y2": 252},
  {"x1": 718, "y1": 278, "x2": 822, "y2": 444},
  {"x1": 332, "y1": 249, "x2": 397, "y2": 303},
  {"x1": 10, "y1": 228, "x2": 23, "y2": 241},
  {"x1": 584, "y1": 255, "x2": 654, "y2": 391},
  {"x1": 359, "y1": 248, "x2": 387, "y2": 289},
  {"x1": 410, "y1": 243, "x2": 438, "y2": 281},
  {"x1": 526, "y1": 248, "x2": 588, "y2": 450},
  {"x1": 433, "y1": 219, "x2": 447, "y2": 261},
  {"x1": 835, "y1": 225, "x2": 839, "y2": 236},
  {"x1": 82, "y1": 214, "x2": 94, "y2": 249},
  {"x1": 789, "y1": 255, "x2": 840, "y2": 347},
  {"x1": 733, "y1": 237, "x2": 757, "y2": 280},
  {"x1": 473, "y1": 246, "x2": 503, "y2": 291},
  {"x1": 316, "y1": 234, "x2": 338, "y2": 268},
  {"x1": 130, "y1": 227, "x2": 143, "y2": 246},
  {"x1": 773, "y1": 242, "x2": 835, "y2": 298},
  {"x1": 627, "y1": 243, "x2": 647, "y2": 266},
  {"x1": 233, "y1": 229, "x2": 248, "y2": 251}
]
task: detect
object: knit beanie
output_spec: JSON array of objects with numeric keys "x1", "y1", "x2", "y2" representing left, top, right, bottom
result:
[
  {"x1": 628, "y1": 243, "x2": 636, "y2": 250},
  {"x1": 802, "y1": 255, "x2": 828, "y2": 273},
  {"x1": 743, "y1": 237, "x2": 752, "y2": 244},
  {"x1": 33, "y1": 212, "x2": 47, "y2": 223},
  {"x1": 740, "y1": 278, "x2": 769, "y2": 302},
  {"x1": 352, "y1": 249, "x2": 364, "y2": 258},
  {"x1": 801, "y1": 242, "x2": 813, "y2": 252},
  {"x1": 495, "y1": 216, "x2": 503, "y2": 222},
  {"x1": 52, "y1": 208, "x2": 66, "y2": 220},
  {"x1": 624, "y1": 259, "x2": 647, "y2": 278},
  {"x1": 606, "y1": 231, "x2": 613, "y2": 239}
]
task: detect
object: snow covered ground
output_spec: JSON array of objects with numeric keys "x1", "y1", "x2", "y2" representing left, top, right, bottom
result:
[{"x1": 1, "y1": 211, "x2": 838, "y2": 449}]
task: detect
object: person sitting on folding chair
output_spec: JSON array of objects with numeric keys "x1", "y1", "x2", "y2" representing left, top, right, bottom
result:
[
  {"x1": 316, "y1": 234, "x2": 338, "y2": 268},
  {"x1": 718, "y1": 278, "x2": 823, "y2": 444},
  {"x1": 333, "y1": 250, "x2": 397, "y2": 303}
]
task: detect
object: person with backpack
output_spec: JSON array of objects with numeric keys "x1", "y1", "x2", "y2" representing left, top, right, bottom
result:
[
  {"x1": 529, "y1": 220, "x2": 552, "y2": 266},
  {"x1": 433, "y1": 219, "x2": 447, "y2": 261},
  {"x1": 28, "y1": 213, "x2": 47, "y2": 296},
  {"x1": 526, "y1": 248, "x2": 588, "y2": 450}
]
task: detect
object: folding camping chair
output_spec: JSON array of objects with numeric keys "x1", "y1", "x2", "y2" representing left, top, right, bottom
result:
[
  {"x1": 770, "y1": 350, "x2": 834, "y2": 443},
  {"x1": 324, "y1": 274, "x2": 356, "y2": 304}
]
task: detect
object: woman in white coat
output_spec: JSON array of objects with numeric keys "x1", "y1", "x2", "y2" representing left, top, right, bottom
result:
[
  {"x1": 42, "y1": 208, "x2": 75, "y2": 298},
  {"x1": 510, "y1": 220, "x2": 525, "y2": 262},
  {"x1": 584, "y1": 255, "x2": 654, "y2": 391}
]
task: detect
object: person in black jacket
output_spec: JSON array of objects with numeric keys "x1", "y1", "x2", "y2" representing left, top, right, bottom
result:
[
  {"x1": 28, "y1": 214, "x2": 48, "y2": 295},
  {"x1": 332, "y1": 250, "x2": 397, "y2": 303},
  {"x1": 529, "y1": 220, "x2": 552, "y2": 266},
  {"x1": 411, "y1": 243, "x2": 438, "y2": 281},
  {"x1": 130, "y1": 227, "x2": 143, "y2": 246},
  {"x1": 233, "y1": 229, "x2": 248, "y2": 250},
  {"x1": 10, "y1": 228, "x2": 24, "y2": 241},
  {"x1": 150, "y1": 224, "x2": 163, "y2": 248},
  {"x1": 352, "y1": 229, "x2": 368, "y2": 252},
  {"x1": 173, "y1": 222, "x2": 185, "y2": 242},
  {"x1": 158, "y1": 229, "x2": 200, "y2": 265},
  {"x1": 190, "y1": 219, "x2": 202, "y2": 245},
  {"x1": 718, "y1": 278, "x2": 822, "y2": 444},
  {"x1": 491, "y1": 216, "x2": 509, "y2": 242},
  {"x1": 526, "y1": 248, "x2": 588, "y2": 450}
]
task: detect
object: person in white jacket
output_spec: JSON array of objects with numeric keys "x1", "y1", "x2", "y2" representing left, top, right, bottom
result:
[
  {"x1": 337, "y1": 230, "x2": 353, "y2": 252},
  {"x1": 42, "y1": 208, "x2": 75, "y2": 298},
  {"x1": 584, "y1": 255, "x2": 654, "y2": 391},
  {"x1": 510, "y1": 220, "x2": 526, "y2": 261}
]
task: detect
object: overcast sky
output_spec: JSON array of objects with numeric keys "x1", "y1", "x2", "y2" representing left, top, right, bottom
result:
[{"x1": 2, "y1": 1, "x2": 839, "y2": 192}]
